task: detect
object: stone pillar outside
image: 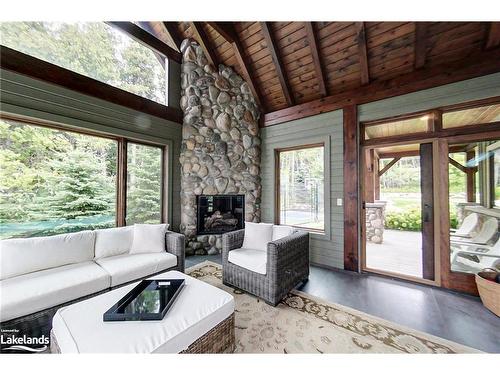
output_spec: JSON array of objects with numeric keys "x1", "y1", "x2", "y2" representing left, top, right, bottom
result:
[{"x1": 366, "y1": 202, "x2": 386, "y2": 244}]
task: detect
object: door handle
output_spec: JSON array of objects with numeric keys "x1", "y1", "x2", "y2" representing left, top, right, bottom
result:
[{"x1": 423, "y1": 203, "x2": 432, "y2": 223}]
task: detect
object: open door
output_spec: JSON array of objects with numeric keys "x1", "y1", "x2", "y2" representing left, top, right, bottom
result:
[{"x1": 362, "y1": 142, "x2": 437, "y2": 284}]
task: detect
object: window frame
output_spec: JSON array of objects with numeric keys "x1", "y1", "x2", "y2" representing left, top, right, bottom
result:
[
  {"x1": 274, "y1": 141, "x2": 328, "y2": 236},
  {"x1": 486, "y1": 140, "x2": 500, "y2": 209},
  {"x1": 0, "y1": 113, "x2": 169, "y2": 233},
  {"x1": 122, "y1": 140, "x2": 167, "y2": 226},
  {"x1": 0, "y1": 22, "x2": 170, "y2": 106},
  {"x1": 360, "y1": 96, "x2": 500, "y2": 147}
]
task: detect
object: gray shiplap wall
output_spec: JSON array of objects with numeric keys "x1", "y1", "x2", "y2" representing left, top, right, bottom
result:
[
  {"x1": 358, "y1": 72, "x2": 500, "y2": 122},
  {"x1": 260, "y1": 110, "x2": 345, "y2": 269},
  {"x1": 0, "y1": 68, "x2": 183, "y2": 230}
]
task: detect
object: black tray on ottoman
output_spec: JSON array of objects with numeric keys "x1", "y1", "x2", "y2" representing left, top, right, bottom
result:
[{"x1": 103, "y1": 279, "x2": 185, "y2": 321}]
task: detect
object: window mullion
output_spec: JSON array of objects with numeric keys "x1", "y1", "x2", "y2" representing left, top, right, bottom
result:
[{"x1": 117, "y1": 138, "x2": 128, "y2": 227}]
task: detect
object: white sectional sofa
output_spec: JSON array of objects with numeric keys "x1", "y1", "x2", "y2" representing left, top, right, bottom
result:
[{"x1": 0, "y1": 224, "x2": 185, "y2": 330}]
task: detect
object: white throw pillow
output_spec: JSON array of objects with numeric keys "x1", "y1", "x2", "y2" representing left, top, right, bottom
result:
[
  {"x1": 130, "y1": 224, "x2": 169, "y2": 254},
  {"x1": 94, "y1": 226, "x2": 134, "y2": 259},
  {"x1": 242, "y1": 222, "x2": 273, "y2": 252},
  {"x1": 272, "y1": 225, "x2": 294, "y2": 241}
]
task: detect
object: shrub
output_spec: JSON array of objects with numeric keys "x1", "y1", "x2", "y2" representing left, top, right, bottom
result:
[
  {"x1": 385, "y1": 209, "x2": 421, "y2": 231},
  {"x1": 385, "y1": 208, "x2": 459, "y2": 231}
]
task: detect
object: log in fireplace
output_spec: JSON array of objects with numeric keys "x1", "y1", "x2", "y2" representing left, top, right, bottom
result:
[{"x1": 196, "y1": 195, "x2": 245, "y2": 235}]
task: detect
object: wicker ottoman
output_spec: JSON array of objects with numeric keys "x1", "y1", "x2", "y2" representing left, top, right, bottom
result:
[{"x1": 50, "y1": 270, "x2": 235, "y2": 353}]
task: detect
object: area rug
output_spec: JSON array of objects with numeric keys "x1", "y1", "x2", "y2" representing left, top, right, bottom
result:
[{"x1": 187, "y1": 261, "x2": 479, "y2": 353}]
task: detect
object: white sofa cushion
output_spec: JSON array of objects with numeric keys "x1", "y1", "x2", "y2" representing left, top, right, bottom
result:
[
  {"x1": 272, "y1": 225, "x2": 294, "y2": 241},
  {"x1": 228, "y1": 248, "x2": 267, "y2": 275},
  {"x1": 94, "y1": 226, "x2": 134, "y2": 259},
  {"x1": 0, "y1": 231, "x2": 95, "y2": 280},
  {"x1": 242, "y1": 222, "x2": 273, "y2": 252},
  {"x1": 130, "y1": 224, "x2": 169, "y2": 254},
  {"x1": 0, "y1": 261, "x2": 110, "y2": 322},
  {"x1": 51, "y1": 270, "x2": 234, "y2": 353},
  {"x1": 95, "y1": 252, "x2": 177, "y2": 287}
]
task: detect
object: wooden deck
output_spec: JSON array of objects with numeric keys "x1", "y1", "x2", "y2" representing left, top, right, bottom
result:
[{"x1": 366, "y1": 229, "x2": 423, "y2": 278}]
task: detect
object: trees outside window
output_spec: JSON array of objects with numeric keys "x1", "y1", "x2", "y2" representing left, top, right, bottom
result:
[
  {"x1": 0, "y1": 22, "x2": 167, "y2": 104},
  {"x1": 0, "y1": 119, "x2": 116, "y2": 239},
  {"x1": 277, "y1": 145, "x2": 325, "y2": 232},
  {"x1": 0, "y1": 119, "x2": 167, "y2": 239},
  {"x1": 126, "y1": 143, "x2": 163, "y2": 225}
]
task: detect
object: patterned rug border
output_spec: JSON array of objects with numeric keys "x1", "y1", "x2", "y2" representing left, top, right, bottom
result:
[{"x1": 186, "y1": 261, "x2": 481, "y2": 353}]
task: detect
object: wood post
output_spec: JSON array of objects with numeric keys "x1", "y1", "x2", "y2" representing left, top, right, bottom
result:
[
  {"x1": 466, "y1": 150, "x2": 476, "y2": 202},
  {"x1": 343, "y1": 105, "x2": 359, "y2": 272},
  {"x1": 374, "y1": 152, "x2": 380, "y2": 201},
  {"x1": 420, "y1": 143, "x2": 435, "y2": 280},
  {"x1": 364, "y1": 148, "x2": 375, "y2": 203},
  {"x1": 116, "y1": 139, "x2": 128, "y2": 227}
]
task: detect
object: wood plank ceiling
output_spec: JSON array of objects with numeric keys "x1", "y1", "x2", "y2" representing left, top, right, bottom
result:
[{"x1": 139, "y1": 22, "x2": 500, "y2": 115}]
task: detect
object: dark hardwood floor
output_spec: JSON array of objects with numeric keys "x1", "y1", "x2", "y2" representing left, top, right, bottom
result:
[{"x1": 186, "y1": 254, "x2": 500, "y2": 353}]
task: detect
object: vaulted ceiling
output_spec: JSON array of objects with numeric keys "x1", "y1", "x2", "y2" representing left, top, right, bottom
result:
[{"x1": 138, "y1": 21, "x2": 500, "y2": 116}]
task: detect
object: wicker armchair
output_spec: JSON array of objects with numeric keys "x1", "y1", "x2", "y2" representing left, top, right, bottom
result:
[
  {"x1": 222, "y1": 228, "x2": 309, "y2": 306},
  {"x1": 166, "y1": 230, "x2": 186, "y2": 272}
]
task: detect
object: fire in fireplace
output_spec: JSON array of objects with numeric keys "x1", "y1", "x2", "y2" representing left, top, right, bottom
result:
[{"x1": 196, "y1": 195, "x2": 244, "y2": 235}]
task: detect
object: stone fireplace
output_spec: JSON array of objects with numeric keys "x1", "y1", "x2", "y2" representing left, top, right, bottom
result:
[{"x1": 179, "y1": 39, "x2": 261, "y2": 255}]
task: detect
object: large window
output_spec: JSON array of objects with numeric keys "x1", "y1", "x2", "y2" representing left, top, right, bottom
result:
[
  {"x1": 0, "y1": 117, "x2": 167, "y2": 239},
  {"x1": 0, "y1": 118, "x2": 117, "y2": 239},
  {"x1": 126, "y1": 143, "x2": 163, "y2": 225},
  {"x1": 277, "y1": 144, "x2": 325, "y2": 232},
  {"x1": 0, "y1": 22, "x2": 167, "y2": 104}
]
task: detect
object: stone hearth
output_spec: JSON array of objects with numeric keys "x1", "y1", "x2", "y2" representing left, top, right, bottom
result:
[{"x1": 179, "y1": 39, "x2": 261, "y2": 255}]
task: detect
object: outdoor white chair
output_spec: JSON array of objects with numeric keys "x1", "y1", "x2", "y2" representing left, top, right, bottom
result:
[
  {"x1": 451, "y1": 237, "x2": 500, "y2": 273},
  {"x1": 450, "y1": 212, "x2": 479, "y2": 238},
  {"x1": 450, "y1": 217, "x2": 498, "y2": 246}
]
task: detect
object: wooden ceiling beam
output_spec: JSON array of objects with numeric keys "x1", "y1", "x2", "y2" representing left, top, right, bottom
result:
[
  {"x1": 189, "y1": 22, "x2": 218, "y2": 68},
  {"x1": 485, "y1": 22, "x2": 500, "y2": 50},
  {"x1": 355, "y1": 22, "x2": 370, "y2": 85},
  {"x1": 162, "y1": 22, "x2": 183, "y2": 51},
  {"x1": 304, "y1": 22, "x2": 327, "y2": 97},
  {"x1": 414, "y1": 22, "x2": 429, "y2": 69},
  {"x1": 206, "y1": 22, "x2": 237, "y2": 43},
  {"x1": 260, "y1": 22, "x2": 294, "y2": 106},
  {"x1": 207, "y1": 22, "x2": 263, "y2": 109},
  {"x1": 263, "y1": 47, "x2": 500, "y2": 126},
  {"x1": 106, "y1": 22, "x2": 181, "y2": 63},
  {"x1": 136, "y1": 22, "x2": 169, "y2": 67}
]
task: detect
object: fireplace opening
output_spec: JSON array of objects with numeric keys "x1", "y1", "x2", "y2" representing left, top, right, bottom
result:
[{"x1": 196, "y1": 195, "x2": 245, "y2": 235}]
